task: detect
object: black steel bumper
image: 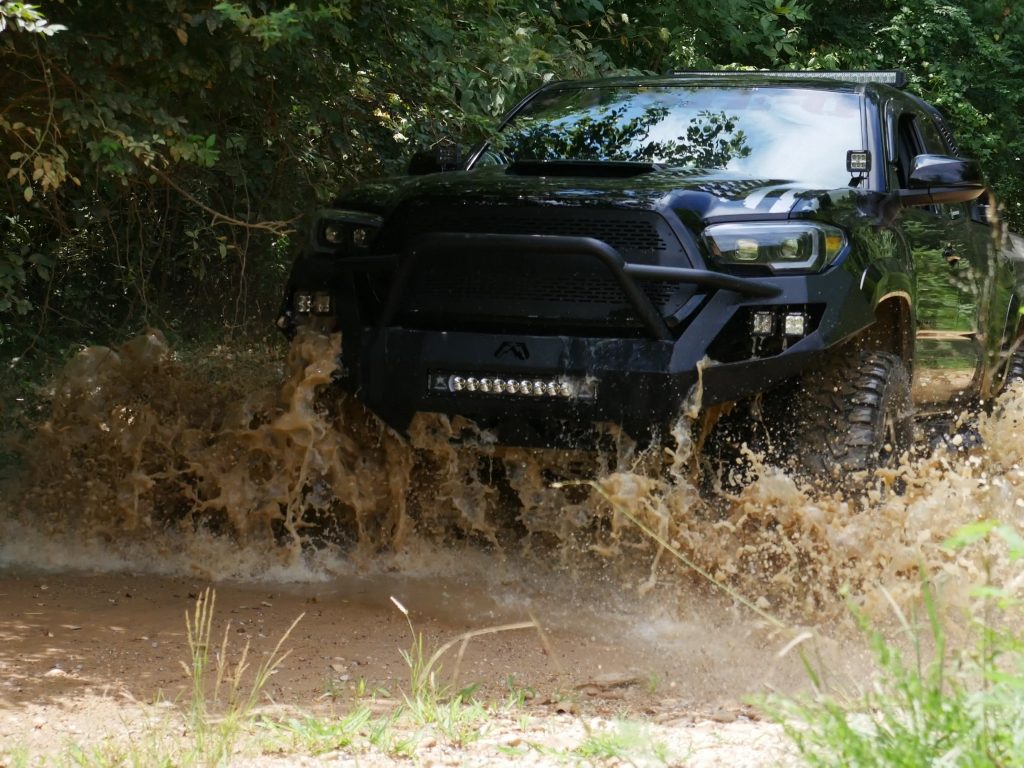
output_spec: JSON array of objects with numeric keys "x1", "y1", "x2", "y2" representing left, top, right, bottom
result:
[{"x1": 287, "y1": 232, "x2": 871, "y2": 444}]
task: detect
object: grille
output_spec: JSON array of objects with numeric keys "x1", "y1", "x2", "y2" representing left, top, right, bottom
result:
[
  {"x1": 413, "y1": 266, "x2": 680, "y2": 307},
  {"x1": 385, "y1": 206, "x2": 673, "y2": 256},
  {"x1": 373, "y1": 204, "x2": 698, "y2": 334}
]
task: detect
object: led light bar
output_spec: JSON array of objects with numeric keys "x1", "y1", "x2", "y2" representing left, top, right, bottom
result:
[
  {"x1": 671, "y1": 70, "x2": 906, "y2": 87},
  {"x1": 427, "y1": 372, "x2": 597, "y2": 401}
]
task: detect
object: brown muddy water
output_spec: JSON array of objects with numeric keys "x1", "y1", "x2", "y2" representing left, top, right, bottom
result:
[{"x1": 1, "y1": 329, "x2": 1023, "y2": 715}]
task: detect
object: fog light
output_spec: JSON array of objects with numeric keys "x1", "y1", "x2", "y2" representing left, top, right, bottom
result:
[
  {"x1": 312, "y1": 292, "x2": 332, "y2": 314},
  {"x1": 451, "y1": 376, "x2": 465, "y2": 391},
  {"x1": 545, "y1": 381, "x2": 558, "y2": 396},
  {"x1": 532, "y1": 380, "x2": 545, "y2": 396},
  {"x1": 294, "y1": 292, "x2": 313, "y2": 314},
  {"x1": 466, "y1": 377, "x2": 479, "y2": 392},
  {"x1": 751, "y1": 310, "x2": 774, "y2": 336},
  {"x1": 480, "y1": 377, "x2": 493, "y2": 393},
  {"x1": 323, "y1": 224, "x2": 344, "y2": 244},
  {"x1": 784, "y1": 313, "x2": 807, "y2": 336},
  {"x1": 558, "y1": 381, "x2": 574, "y2": 398}
]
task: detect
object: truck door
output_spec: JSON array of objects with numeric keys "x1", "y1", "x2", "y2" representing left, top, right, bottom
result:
[{"x1": 893, "y1": 106, "x2": 982, "y2": 408}]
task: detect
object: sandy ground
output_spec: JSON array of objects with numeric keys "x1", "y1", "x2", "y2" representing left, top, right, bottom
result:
[{"x1": 0, "y1": 562, "x2": 806, "y2": 766}]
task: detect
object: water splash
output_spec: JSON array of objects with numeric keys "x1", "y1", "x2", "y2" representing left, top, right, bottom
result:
[{"x1": 2, "y1": 329, "x2": 1023, "y2": 627}]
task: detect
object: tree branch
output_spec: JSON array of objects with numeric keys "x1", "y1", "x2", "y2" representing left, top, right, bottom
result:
[{"x1": 145, "y1": 162, "x2": 297, "y2": 236}]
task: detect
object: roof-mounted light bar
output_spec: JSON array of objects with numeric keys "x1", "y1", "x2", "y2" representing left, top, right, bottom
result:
[{"x1": 670, "y1": 70, "x2": 907, "y2": 88}]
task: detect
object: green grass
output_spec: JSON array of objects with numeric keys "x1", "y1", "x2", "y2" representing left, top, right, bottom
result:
[
  {"x1": 256, "y1": 707, "x2": 373, "y2": 755},
  {"x1": 387, "y1": 594, "x2": 541, "y2": 747},
  {"x1": 179, "y1": 588, "x2": 303, "y2": 766},
  {"x1": 575, "y1": 721, "x2": 672, "y2": 764},
  {"x1": 766, "y1": 524, "x2": 1024, "y2": 767},
  {"x1": 505, "y1": 719, "x2": 676, "y2": 765}
]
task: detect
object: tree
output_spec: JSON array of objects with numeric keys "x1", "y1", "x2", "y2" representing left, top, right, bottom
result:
[{"x1": 1, "y1": 0, "x2": 1021, "y2": 355}]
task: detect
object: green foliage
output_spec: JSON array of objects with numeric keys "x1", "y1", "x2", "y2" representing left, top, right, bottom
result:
[
  {"x1": 0, "y1": 0, "x2": 626, "y2": 352},
  {"x1": 0, "y1": 0, "x2": 1021, "y2": 356},
  {"x1": 795, "y1": 0, "x2": 1024, "y2": 228},
  {"x1": 769, "y1": 528, "x2": 1024, "y2": 766},
  {"x1": 0, "y1": 1, "x2": 65, "y2": 35}
]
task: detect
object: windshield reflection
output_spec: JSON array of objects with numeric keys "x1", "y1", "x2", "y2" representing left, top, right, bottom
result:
[{"x1": 492, "y1": 86, "x2": 864, "y2": 189}]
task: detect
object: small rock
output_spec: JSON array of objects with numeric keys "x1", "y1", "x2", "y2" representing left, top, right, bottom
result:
[
  {"x1": 576, "y1": 671, "x2": 641, "y2": 690},
  {"x1": 709, "y1": 708, "x2": 738, "y2": 723}
]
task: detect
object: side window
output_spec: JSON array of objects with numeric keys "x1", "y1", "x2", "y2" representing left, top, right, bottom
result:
[
  {"x1": 914, "y1": 113, "x2": 949, "y2": 155},
  {"x1": 895, "y1": 113, "x2": 924, "y2": 188},
  {"x1": 896, "y1": 112, "x2": 944, "y2": 215}
]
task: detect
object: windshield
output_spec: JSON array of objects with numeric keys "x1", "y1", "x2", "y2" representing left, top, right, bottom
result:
[{"x1": 492, "y1": 85, "x2": 864, "y2": 189}]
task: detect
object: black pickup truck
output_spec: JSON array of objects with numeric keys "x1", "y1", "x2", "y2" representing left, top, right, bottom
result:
[{"x1": 279, "y1": 70, "x2": 1024, "y2": 477}]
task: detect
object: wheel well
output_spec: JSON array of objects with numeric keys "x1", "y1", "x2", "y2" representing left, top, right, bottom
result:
[{"x1": 854, "y1": 296, "x2": 914, "y2": 367}]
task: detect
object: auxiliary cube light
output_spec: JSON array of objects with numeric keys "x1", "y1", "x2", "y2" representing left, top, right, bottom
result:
[{"x1": 749, "y1": 309, "x2": 810, "y2": 339}]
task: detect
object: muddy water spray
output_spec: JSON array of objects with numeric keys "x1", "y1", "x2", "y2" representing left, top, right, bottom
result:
[{"x1": 2, "y1": 329, "x2": 1023, "y2": 625}]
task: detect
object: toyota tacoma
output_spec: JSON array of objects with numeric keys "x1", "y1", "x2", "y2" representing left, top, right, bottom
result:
[{"x1": 278, "y1": 70, "x2": 1024, "y2": 477}]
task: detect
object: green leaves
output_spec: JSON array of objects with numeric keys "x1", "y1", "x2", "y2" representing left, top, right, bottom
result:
[
  {"x1": 168, "y1": 134, "x2": 220, "y2": 167},
  {"x1": 212, "y1": 2, "x2": 310, "y2": 49},
  {"x1": 0, "y1": 0, "x2": 1022, "y2": 347},
  {"x1": 0, "y1": 1, "x2": 66, "y2": 35},
  {"x1": 945, "y1": 520, "x2": 1024, "y2": 561}
]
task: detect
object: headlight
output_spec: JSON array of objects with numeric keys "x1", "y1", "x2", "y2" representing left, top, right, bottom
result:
[
  {"x1": 312, "y1": 209, "x2": 383, "y2": 255},
  {"x1": 703, "y1": 222, "x2": 846, "y2": 273}
]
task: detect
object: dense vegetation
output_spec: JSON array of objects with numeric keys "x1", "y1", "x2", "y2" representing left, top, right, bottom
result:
[{"x1": 1, "y1": 0, "x2": 1022, "y2": 358}]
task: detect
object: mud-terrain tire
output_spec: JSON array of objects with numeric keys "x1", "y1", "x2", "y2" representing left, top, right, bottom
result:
[
  {"x1": 1003, "y1": 344, "x2": 1024, "y2": 389},
  {"x1": 795, "y1": 350, "x2": 913, "y2": 481}
]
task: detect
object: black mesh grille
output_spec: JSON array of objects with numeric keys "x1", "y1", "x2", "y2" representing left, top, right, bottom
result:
[
  {"x1": 413, "y1": 264, "x2": 680, "y2": 307},
  {"x1": 372, "y1": 204, "x2": 697, "y2": 334},
  {"x1": 382, "y1": 206, "x2": 674, "y2": 257}
]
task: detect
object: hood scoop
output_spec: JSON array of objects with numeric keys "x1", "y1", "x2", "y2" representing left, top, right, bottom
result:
[{"x1": 506, "y1": 160, "x2": 660, "y2": 178}]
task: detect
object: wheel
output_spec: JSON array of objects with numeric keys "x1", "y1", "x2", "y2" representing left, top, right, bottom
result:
[
  {"x1": 793, "y1": 350, "x2": 914, "y2": 482},
  {"x1": 1003, "y1": 343, "x2": 1024, "y2": 389}
]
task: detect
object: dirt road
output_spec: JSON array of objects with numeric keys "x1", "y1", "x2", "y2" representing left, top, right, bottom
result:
[{"x1": 0, "y1": 543, "x2": 811, "y2": 765}]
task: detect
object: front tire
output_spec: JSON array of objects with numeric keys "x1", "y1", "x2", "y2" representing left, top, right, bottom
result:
[
  {"x1": 794, "y1": 350, "x2": 914, "y2": 482},
  {"x1": 1003, "y1": 343, "x2": 1024, "y2": 389}
]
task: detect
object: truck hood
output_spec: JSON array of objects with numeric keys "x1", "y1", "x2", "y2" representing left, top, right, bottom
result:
[{"x1": 336, "y1": 163, "x2": 854, "y2": 222}]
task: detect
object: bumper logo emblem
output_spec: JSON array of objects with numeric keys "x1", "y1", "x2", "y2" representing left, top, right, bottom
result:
[{"x1": 495, "y1": 341, "x2": 529, "y2": 360}]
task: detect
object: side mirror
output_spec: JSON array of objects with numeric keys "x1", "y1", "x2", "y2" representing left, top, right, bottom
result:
[
  {"x1": 909, "y1": 155, "x2": 984, "y2": 187},
  {"x1": 407, "y1": 142, "x2": 463, "y2": 175},
  {"x1": 900, "y1": 154, "x2": 986, "y2": 206}
]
